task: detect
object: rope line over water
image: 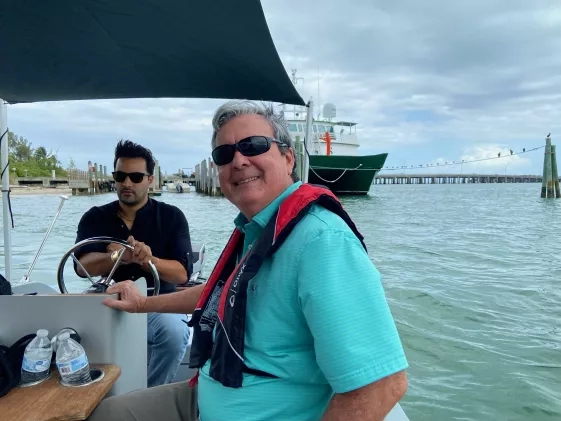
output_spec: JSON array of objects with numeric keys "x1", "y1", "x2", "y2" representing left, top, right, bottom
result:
[{"x1": 381, "y1": 145, "x2": 545, "y2": 171}]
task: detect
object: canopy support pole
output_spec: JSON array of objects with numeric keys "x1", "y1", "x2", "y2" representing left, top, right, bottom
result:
[
  {"x1": 1, "y1": 99, "x2": 12, "y2": 283},
  {"x1": 302, "y1": 97, "x2": 313, "y2": 184}
]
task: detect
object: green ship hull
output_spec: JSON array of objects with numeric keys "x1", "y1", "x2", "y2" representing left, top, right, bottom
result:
[{"x1": 307, "y1": 153, "x2": 388, "y2": 195}]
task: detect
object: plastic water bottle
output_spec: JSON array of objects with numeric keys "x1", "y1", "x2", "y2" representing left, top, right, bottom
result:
[
  {"x1": 55, "y1": 332, "x2": 92, "y2": 385},
  {"x1": 20, "y1": 329, "x2": 53, "y2": 385},
  {"x1": 51, "y1": 327, "x2": 79, "y2": 354}
]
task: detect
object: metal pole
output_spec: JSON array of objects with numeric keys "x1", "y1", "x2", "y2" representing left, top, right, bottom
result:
[
  {"x1": 302, "y1": 97, "x2": 314, "y2": 183},
  {"x1": 1, "y1": 99, "x2": 12, "y2": 282},
  {"x1": 19, "y1": 194, "x2": 69, "y2": 283}
]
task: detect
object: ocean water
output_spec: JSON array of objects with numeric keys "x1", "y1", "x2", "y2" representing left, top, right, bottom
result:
[{"x1": 2, "y1": 183, "x2": 560, "y2": 421}]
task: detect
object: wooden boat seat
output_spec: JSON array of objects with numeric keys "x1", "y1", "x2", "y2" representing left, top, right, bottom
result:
[{"x1": 0, "y1": 364, "x2": 120, "y2": 421}]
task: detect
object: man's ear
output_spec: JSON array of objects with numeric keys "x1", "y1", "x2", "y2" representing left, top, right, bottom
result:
[
  {"x1": 148, "y1": 175, "x2": 154, "y2": 186},
  {"x1": 286, "y1": 148, "x2": 295, "y2": 175}
]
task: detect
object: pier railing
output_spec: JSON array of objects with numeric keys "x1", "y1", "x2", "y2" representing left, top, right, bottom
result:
[{"x1": 374, "y1": 173, "x2": 550, "y2": 185}]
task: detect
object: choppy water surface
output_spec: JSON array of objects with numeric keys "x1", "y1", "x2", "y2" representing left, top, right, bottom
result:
[{"x1": 2, "y1": 183, "x2": 560, "y2": 421}]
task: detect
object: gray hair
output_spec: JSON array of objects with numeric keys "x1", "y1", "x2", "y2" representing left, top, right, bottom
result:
[{"x1": 211, "y1": 100, "x2": 299, "y2": 182}]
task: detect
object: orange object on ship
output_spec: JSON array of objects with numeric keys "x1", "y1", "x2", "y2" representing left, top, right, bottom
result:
[{"x1": 322, "y1": 131, "x2": 331, "y2": 156}]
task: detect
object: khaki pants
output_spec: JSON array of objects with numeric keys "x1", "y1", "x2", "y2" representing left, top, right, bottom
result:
[{"x1": 87, "y1": 381, "x2": 198, "y2": 421}]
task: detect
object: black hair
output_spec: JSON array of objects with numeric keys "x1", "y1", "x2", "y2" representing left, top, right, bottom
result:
[{"x1": 113, "y1": 139, "x2": 156, "y2": 175}]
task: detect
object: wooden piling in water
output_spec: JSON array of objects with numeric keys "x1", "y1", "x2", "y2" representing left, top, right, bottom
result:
[
  {"x1": 194, "y1": 157, "x2": 222, "y2": 196},
  {"x1": 551, "y1": 144, "x2": 561, "y2": 198},
  {"x1": 148, "y1": 160, "x2": 162, "y2": 196},
  {"x1": 541, "y1": 135, "x2": 554, "y2": 198}
]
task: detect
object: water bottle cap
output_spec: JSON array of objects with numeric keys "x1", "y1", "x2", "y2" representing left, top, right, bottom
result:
[
  {"x1": 58, "y1": 332, "x2": 71, "y2": 341},
  {"x1": 37, "y1": 329, "x2": 49, "y2": 337}
]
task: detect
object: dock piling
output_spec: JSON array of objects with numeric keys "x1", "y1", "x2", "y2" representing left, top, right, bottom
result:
[
  {"x1": 194, "y1": 157, "x2": 222, "y2": 196},
  {"x1": 540, "y1": 134, "x2": 559, "y2": 199},
  {"x1": 148, "y1": 159, "x2": 162, "y2": 196},
  {"x1": 68, "y1": 161, "x2": 113, "y2": 195},
  {"x1": 551, "y1": 144, "x2": 561, "y2": 198}
]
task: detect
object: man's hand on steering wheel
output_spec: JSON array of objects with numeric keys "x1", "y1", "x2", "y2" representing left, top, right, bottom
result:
[
  {"x1": 106, "y1": 235, "x2": 153, "y2": 266},
  {"x1": 127, "y1": 236, "x2": 153, "y2": 266},
  {"x1": 106, "y1": 241, "x2": 133, "y2": 264}
]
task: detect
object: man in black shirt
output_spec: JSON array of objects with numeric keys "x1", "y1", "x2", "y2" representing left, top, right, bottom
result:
[{"x1": 74, "y1": 140, "x2": 193, "y2": 388}]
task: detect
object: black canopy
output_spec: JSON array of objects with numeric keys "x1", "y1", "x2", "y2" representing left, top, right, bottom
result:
[{"x1": 0, "y1": 0, "x2": 305, "y2": 106}]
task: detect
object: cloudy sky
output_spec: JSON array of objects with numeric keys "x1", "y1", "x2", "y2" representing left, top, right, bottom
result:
[{"x1": 6, "y1": 0, "x2": 561, "y2": 176}]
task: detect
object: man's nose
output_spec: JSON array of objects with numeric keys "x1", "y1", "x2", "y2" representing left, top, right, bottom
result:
[{"x1": 231, "y1": 150, "x2": 250, "y2": 169}]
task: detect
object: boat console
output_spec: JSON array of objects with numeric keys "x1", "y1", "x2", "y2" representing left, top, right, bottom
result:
[
  {"x1": 0, "y1": 229, "x2": 206, "y2": 400},
  {"x1": 1, "y1": 237, "x2": 159, "y2": 397}
]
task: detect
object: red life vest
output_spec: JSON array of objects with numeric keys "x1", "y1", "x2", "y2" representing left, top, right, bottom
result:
[{"x1": 187, "y1": 183, "x2": 366, "y2": 388}]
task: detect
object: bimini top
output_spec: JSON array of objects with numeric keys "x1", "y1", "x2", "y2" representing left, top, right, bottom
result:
[{"x1": 0, "y1": 0, "x2": 305, "y2": 106}]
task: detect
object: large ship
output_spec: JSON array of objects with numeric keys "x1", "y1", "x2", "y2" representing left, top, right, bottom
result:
[{"x1": 283, "y1": 70, "x2": 388, "y2": 195}]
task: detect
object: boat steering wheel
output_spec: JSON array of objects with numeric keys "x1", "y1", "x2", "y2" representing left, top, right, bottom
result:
[{"x1": 57, "y1": 236, "x2": 160, "y2": 296}]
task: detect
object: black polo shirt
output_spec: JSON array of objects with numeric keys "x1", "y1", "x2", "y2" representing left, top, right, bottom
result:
[{"x1": 74, "y1": 198, "x2": 193, "y2": 295}]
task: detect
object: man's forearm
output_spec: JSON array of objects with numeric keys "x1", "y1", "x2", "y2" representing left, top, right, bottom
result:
[
  {"x1": 142, "y1": 257, "x2": 187, "y2": 284},
  {"x1": 321, "y1": 371, "x2": 407, "y2": 421},
  {"x1": 142, "y1": 283, "x2": 204, "y2": 314},
  {"x1": 77, "y1": 252, "x2": 114, "y2": 278}
]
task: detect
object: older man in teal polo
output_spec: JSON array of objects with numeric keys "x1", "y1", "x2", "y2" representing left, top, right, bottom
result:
[{"x1": 88, "y1": 100, "x2": 408, "y2": 421}]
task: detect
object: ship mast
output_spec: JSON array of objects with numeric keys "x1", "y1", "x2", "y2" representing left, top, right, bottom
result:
[{"x1": 290, "y1": 69, "x2": 306, "y2": 119}]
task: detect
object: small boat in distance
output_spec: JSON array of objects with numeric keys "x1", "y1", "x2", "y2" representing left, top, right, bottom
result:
[
  {"x1": 284, "y1": 70, "x2": 388, "y2": 195},
  {"x1": 164, "y1": 180, "x2": 191, "y2": 193}
]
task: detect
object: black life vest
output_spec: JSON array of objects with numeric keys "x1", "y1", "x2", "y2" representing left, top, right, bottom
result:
[{"x1": 187, "y1": 183, "x2": 366, "y2": 388}]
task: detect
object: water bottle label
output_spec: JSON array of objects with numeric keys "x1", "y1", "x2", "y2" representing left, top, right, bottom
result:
[
  {"x1": 56, "y1": 353, "x2": 89, "y2": 375},
  {"x1": 22, "y1": 356, "x2": 50, "y2": 373}
]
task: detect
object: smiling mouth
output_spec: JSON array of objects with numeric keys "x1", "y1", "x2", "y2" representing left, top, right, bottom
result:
[{"x1": 235, "y1": 176, "x2": 259, "y2": 186}]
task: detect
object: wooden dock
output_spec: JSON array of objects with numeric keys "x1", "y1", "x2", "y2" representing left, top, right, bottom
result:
[
  {"x1": 15, "y1": 160, "x2": 166, "y2": 196},
  {"x1": 13, "y1": 164, "x2": 112, "y2": 195},
  {"x1": 68, "y1": 163, "x2": 113, "y2": 195},
  {"x1": 374, "y1": 173, "x2": 552, "y2": 185},
  {"x1": 16, "y1": 176, "x2": 71, "y2": 187}
]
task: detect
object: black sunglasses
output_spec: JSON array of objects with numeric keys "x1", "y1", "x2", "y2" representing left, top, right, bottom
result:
[
  {"x1": 112, "y1": 171, "x2": 150, "y2": 183},
  {"x1": 211, "y1": 136, "x2": 288, "y2": 166}
]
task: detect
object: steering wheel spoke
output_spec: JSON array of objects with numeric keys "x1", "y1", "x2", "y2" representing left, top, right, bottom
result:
[
  {"x1": 104, "y1": 247, "x2": 126, "y2": 285},
  {"x1": 57, "y1": 236, "x2": 160, "y2": 296},
  {"x1": 70, "y1": 253, "x2": 97, "y2": 285}
]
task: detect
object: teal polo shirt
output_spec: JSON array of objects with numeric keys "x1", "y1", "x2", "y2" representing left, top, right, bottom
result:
[{"x1": 198, "y1": 181, "x2": 408, "y2": 421}]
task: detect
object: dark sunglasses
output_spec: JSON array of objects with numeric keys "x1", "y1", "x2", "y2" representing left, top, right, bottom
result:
[
  {"x1": 211, "y1": 136, "x2": 288, "y2": 166},
  {"x1": 112, "y1": 171, "x2": 150, "y2": 183}
]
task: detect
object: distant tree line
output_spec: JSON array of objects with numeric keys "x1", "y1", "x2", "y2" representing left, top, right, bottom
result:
[{"x1": 1, "y1": 131, "x2": 68, "y2": 178}]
